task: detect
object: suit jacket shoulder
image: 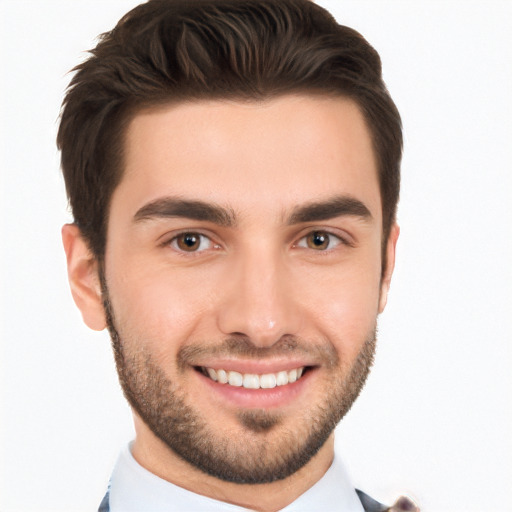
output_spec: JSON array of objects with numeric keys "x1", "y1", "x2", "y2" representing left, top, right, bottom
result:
[
  {"x1": 98, "y1": 490, "x2": 110, "y2": 512},
  {"x1": 356, "y1": 489, "x2": 389, "y2": 512}
]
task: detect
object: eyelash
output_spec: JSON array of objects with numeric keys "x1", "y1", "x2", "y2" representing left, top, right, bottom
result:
[
  {"x1": 294, "y1": 230, "x2": 351, "y2": 251},
  {"x1": 164, "y1": 231, "x2": 220, "y2": 254},
  {"x1": 163, "y1": 229, "x2": 352, "y2": 255}
]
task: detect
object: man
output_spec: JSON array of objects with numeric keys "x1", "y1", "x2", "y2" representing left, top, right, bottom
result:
[{"x1": 58, "y1": 0, "x2": 417, "y2": 510}]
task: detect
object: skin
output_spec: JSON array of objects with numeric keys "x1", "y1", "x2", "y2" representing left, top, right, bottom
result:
[{"x1": 62, "y1": 94, "x2": 399, "y2": 512}]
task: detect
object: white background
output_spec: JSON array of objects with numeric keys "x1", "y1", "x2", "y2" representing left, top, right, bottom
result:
[{"x1": 1, "y1": 1, "x2": 511, "y2": 511}]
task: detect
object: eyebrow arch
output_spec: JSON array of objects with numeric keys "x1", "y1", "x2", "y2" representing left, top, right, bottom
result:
[
  {"x1": 133, "y1": 197, "x2": 236, "y2": 227},
  {"x1": 287, "y1": 195, "x2": 373, "y2": 225}
]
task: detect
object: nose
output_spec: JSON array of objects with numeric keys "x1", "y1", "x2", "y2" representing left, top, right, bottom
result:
[{"x1": 216, "y1": 246, "x2": 302, "y2": 347}]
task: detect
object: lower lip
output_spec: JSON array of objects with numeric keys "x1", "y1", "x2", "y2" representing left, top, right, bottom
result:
[{"x1": 196, "y1": 369, "x2": 313, "y2": 409}]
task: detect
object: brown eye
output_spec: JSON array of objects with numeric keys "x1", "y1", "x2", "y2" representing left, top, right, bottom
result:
[
  {"x1": 307, "y1": 231, "x2": 330, "y2": 250},
  {"x1": 297, "y1": 230, "x2": 343, "y2": 251},
  {"x1": 173, "y1": 232, "x2": 209, "y2": 252}
]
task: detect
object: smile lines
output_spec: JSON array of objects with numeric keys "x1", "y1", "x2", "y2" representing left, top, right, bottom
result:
[{"x1": 201, "y1": 367, "x2": 306, "y2": 389}]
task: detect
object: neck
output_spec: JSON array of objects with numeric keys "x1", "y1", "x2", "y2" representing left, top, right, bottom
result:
[{"x1": 131, "y1": 415, "x2": 335, "y2": 512}]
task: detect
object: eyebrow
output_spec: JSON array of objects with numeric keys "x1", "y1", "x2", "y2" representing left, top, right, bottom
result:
[
  {"x1": 287, "y1": 195, "x2": 373, "y2": 225},
  {"x1": 133, "y1": 197, "x2": 236, "y2": 227},
  {"x1": 133, "y1": 194, "x2": 372, "y2": 227}
]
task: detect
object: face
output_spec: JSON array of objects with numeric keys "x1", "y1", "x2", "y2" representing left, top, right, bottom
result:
[{"x1": 67, "y1": 94, "x2": 398, "y2": 484}]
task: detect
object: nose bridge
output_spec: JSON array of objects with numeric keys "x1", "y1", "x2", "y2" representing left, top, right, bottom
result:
[{"x1": 217, "y1": 242, "x2": 300, "y2": 346}]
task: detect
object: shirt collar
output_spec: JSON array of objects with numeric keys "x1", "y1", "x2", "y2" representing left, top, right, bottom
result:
[{"x1": 109, "y1": 442, "x2": 364, "y2": 512}]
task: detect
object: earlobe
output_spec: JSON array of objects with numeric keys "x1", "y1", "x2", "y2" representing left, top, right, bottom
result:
[
  {"x1": 61, "y1": 224, "x2": 107, "y2": 331},
  {"x1": 378, "y1": 223, "x2": 400, "y2": 314}
]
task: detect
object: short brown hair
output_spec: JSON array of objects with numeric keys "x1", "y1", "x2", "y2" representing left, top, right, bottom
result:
[{"x1": 57, "y1": 0, "x2": 402, "y2": 260}]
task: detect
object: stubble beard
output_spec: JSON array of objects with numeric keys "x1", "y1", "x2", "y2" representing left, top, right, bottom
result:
[{"x1": 101, "y1": 281, "x2": 377, "y2": 484}]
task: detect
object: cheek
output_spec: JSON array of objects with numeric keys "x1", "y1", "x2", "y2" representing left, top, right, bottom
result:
[
  {"x1": 106, "y1": 259, "x2": 219, "y2": 357},
  {"x1": 296, "y1": 263, "x2": 381, "y2": 360}
]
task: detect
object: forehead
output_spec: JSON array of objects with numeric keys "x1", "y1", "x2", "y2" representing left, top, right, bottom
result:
[{"x1": 113, "y1": 94, "x2": 381, "y2": 223}]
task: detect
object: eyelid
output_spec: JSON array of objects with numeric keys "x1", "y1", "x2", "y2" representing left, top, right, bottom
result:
[
  {"x1": 160, "y1": 229, "x2": 222, "y2": 253},
  {"x1": 293, "y1": 227, "x2": 355, "y2": 250}
]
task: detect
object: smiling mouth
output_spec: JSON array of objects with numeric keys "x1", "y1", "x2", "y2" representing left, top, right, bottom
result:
[{"x1": 199, "y1": 366, "x2": 308, "y2": 389}]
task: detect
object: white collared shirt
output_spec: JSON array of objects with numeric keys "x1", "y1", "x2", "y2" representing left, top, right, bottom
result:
[{"x1": 108, "y1": 443, "x2": 364, "y2": 511}]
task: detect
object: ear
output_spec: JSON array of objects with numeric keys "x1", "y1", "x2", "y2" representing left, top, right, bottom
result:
[
  {"x1": 61, "y1": 224, "x2": 107, "y2": 331},
  {"x1": 378, "y1": 223, "x2": 400, "y2": 314}
]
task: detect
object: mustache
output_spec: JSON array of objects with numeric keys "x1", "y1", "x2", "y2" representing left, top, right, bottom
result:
[{"x1": 177, "y1": 335, "x2": 339, "y2": 370}]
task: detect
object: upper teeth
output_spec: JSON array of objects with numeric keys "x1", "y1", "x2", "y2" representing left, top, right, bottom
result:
[{"x1": 203, "y1": 367, "x2": 305, "y2": 389}]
